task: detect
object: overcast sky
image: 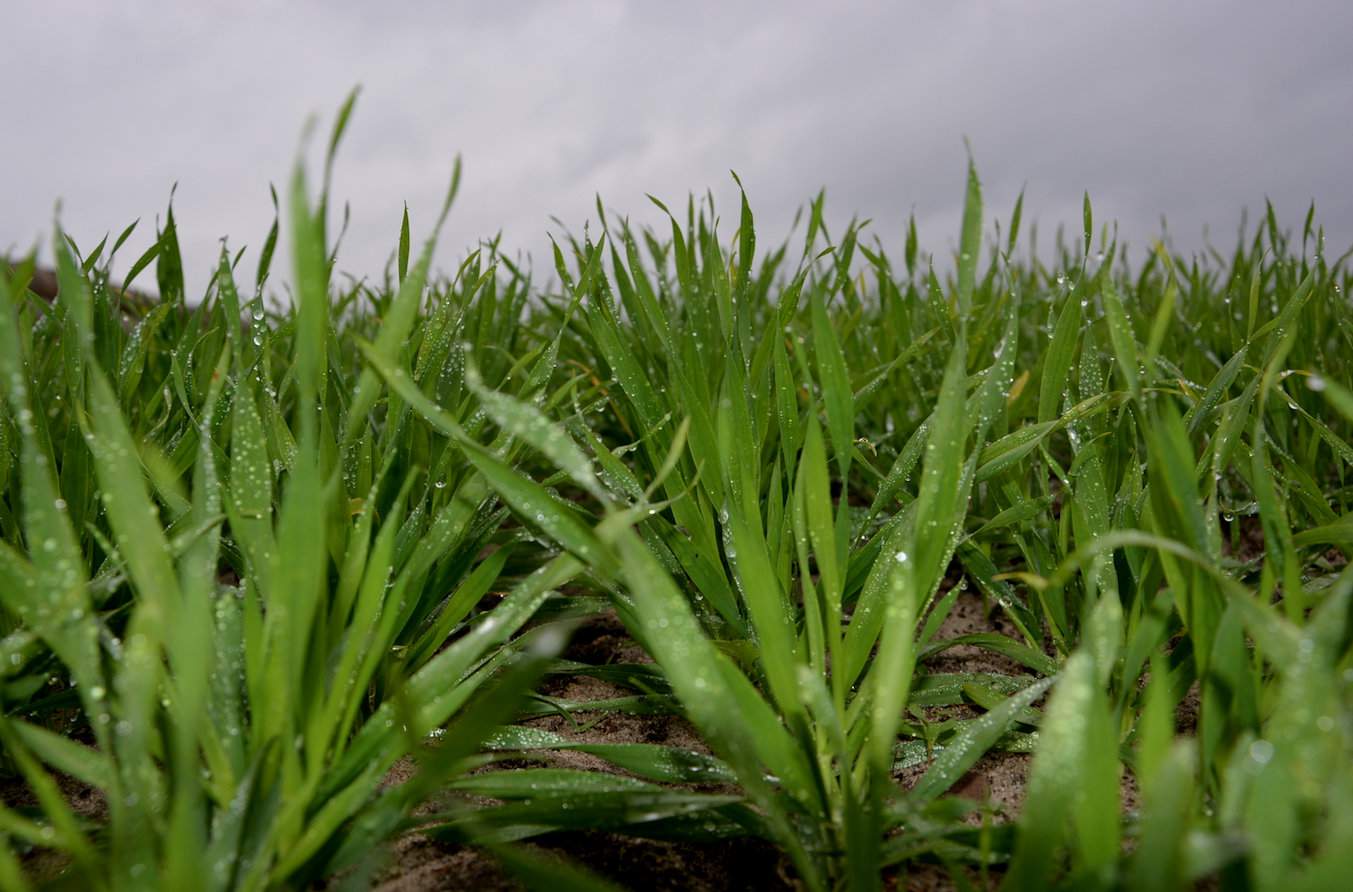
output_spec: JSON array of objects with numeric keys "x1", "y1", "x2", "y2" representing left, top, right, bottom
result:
[{"x1": 5, "y1": 1, "x2": 1351, "y2": 297}]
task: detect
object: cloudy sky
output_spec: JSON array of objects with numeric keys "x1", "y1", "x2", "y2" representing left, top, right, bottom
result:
[{"x1": 5, "y1": 1, "x2": 1351, "y2": 296}]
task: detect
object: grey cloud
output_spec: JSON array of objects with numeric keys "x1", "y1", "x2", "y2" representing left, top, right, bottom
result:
[{"x1": 4, "y1": 0, "x2": 1350, "y2": 298}]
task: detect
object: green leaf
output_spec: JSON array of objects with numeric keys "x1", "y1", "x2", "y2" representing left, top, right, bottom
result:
[
  {"x1": 1004, "y1": 652, "x2": 1095, "y2": 887},
  {"x1": 466, "y1": 359, "x2": 604, "y2": 500},
  {"x1": 397, "y1": 202, "x2": 411, "y2": 285},
  {"x1": 1038, "y1": 290, "x2": 1083, "y2": 424},
  {"x1": 955, "y1": 157, "x2": 982, "y2": 319},
  {"x1": 810, "y1": 285, "x2": 854, "y2": 478},
  {"x1": 1101, "y1": 278, "x2": 1140, "y2": 401},
  {"x1": 910, "y1": 676, "x2": 1053, "y2": 803}
]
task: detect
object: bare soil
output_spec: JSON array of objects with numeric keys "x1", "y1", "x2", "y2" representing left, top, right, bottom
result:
[
  {"x1": 4, "y1": 589, "x2": 1143, "y2": 891},
  {"x1": 372, "y1": 593, "x2": 1042, "y2": 891}
]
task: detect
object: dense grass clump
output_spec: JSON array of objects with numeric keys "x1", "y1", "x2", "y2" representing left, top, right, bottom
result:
[{"x1": 3, "y1": 98, "x2": 1353, "y2": 891}]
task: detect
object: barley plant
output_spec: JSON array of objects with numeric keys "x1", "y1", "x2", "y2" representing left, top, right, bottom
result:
[{"x1": 2, "y1": 94, "x2": 1351, "y2": 891}]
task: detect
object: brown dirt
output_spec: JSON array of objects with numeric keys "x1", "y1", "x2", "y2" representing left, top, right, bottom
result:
[
  {"x1": 372, "y1": 597, "x2": 1047, "y2": 890},
  {"x1": 526, "y1": 612, "x2": 707, "y2": 753},
  {"x1": 1, "y1": 772, "x2": 105, "y2": 884},
  {"x1": 374, "y1": 832, "x2": 795, "y2": 892},
  {"x1": 1220, "y1": 515, "x2": 1266, "y2": 564},
  {"x1": 922, "y1": 588, "x2": 1035, "y2": 679},
  {"x1": 902, "y1": 590, "x2": 1038, "y2": 824},
  {"x1": 2, "y1": 592, "x2": 1144, "y2": 891},
  {"x1": 370, "y1": 611, "x2": 795, "y2": 890}
]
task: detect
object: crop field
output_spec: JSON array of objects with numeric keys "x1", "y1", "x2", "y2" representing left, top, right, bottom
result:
[{"x1": 3, "y1": 98, "x2": 1352, "y2": 891}]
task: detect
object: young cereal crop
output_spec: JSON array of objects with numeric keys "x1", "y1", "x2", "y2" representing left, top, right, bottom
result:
[{"x1": 2, "y1": 94, "x2": 1352, "y2": 891}]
